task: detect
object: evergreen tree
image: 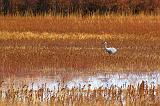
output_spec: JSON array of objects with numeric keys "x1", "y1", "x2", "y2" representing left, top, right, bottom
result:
[
  {"x1": 2, "y1": 0, "x2": 10, "y2": 15},
  {"x1": 36, "y1": 0, "x2": 48, "y2": 15}
]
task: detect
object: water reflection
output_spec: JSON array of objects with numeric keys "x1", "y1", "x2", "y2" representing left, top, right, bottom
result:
[
  {"x1": 1, "y1": 71, "x2": 160, "y2": 105},
  {"x1": 1, "y1": 71, "x2": 159, "y2": 90}
]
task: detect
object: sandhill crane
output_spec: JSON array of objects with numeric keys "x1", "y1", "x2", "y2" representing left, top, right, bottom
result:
[{"x1": 104, "y1": 42, "x2": 117, "y2": 54}]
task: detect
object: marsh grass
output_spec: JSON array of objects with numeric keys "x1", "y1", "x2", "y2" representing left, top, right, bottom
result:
[
  {"x1": 0, "y1": 15, "x2": 160, "y2": 105},
  {"x1": 0, "y1": 15, "x2": 159, "y2": 34},
  {"x1": 0, "y1": 32, "x2": 160, "y2": 73},
  {"x1": 0, "y1": 79, "x2": 160, "y2": 106}
]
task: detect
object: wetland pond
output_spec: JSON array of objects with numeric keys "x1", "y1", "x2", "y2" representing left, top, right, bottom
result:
[
  {"x1": 1, "y1": 71, "x2": 160, "y2": 90},
  {"x1": 1, "y1": 70, "x2": 160, "y2": 105}
]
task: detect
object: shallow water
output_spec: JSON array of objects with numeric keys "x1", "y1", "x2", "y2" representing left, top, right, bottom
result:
[
  {"x1": 1, "y1": 71, "x2": 160, "y2": 106},
  {"x1": 1, "y1": 71, "x2": 160, "y2": 91}
]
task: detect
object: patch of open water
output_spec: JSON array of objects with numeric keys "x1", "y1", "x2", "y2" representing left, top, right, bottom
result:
[{"x1": 1, "y1": 71, "x2": 160, "y2": 91}]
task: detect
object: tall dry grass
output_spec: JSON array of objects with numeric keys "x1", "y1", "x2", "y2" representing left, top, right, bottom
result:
[
  {"x1": 0, "y1": 15, "x2": 159, "y2": 34},
  {"x1": 0, "y1": 14, "x2": 160, "y2": 106},
  {"x1": 0, "y1": 15, "x2": 160, "y2": 72},
  {"x1": 0, "y1": 31, "x2": 160, "y2": 73},
  {"x1": 0, "y1": 79, "x2": 160, "y2": 106}
]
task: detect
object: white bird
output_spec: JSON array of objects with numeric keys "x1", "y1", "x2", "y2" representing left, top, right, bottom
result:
[{"x1": 104, "y1": 42, "x2": 117, "y2": 54}]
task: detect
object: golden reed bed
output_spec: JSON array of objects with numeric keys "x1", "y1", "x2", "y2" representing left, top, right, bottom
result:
[
  {"x1": 0, "y1": 15, "x2": 160, "y2": 106},
  {"x1": 0, "y1": 80, "x2": 160, "y2": 106},
  {"x1": 0, "y1": 15, "x2": 159, "y2": 34},
  {"x1": 0, "y1": 31, "x2": 160, "y2": 72}
]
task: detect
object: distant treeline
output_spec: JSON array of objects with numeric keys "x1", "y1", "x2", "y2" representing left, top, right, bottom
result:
[{"x1": 0, "y1": 0, "x2": 160, "y2": 16}]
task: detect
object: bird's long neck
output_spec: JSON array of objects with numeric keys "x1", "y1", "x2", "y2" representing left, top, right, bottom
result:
[{"x1": 104, "y1": 43, "x2": 107, "y2": 48}]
